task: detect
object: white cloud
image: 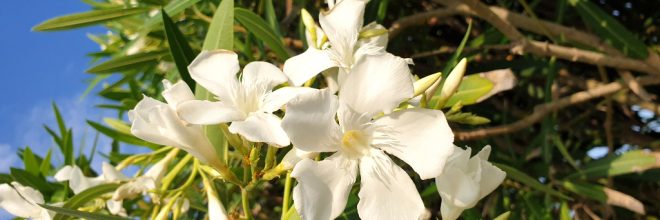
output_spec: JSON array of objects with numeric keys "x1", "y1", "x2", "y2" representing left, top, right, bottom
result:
[{"x1": 14, "y1": 94, "x2": 119, "y2": 171}]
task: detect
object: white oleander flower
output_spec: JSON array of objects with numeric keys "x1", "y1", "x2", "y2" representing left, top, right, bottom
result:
[
  {"x1": 54, "y1": 162, "x2": 130, "y2": 194},
  {"x1": 436, "y1": 145, "x2": 506, "y2": 220},
  {"x1": 129, "y1": 80, "x2": 222, "y2": 166},
  {"x1": 177, "y1": 50, "x2": 312, "y2": 147},
  {"x1": 281, "y1": 53, "x2": 454, "y2": 220},
  {"x1": 283, "y1": 0, "x2": 389, "y2": 87},
  {"x1": 110, "y1": 150, "x2": 177, "y2": 214},
  {"x1": 0, "y1": 182, "x2": 53, "y2": 220}
]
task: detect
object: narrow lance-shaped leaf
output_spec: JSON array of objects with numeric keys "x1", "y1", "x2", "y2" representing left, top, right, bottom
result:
[
  {"x1": 162, "y1": 10, "x2": 196, "y2": 89},
  {"x1": 53, "y1": 183, "x2": 121, "y2": 220},
  {"x1": 202, "y1": 0, "x2": 234, "y2": 51},
  {"x1": 143, "y1": 0, "x2": 202, "y2": 30},
  {"x1": 43, "y1": 204, "x2": 130, "y2": 220},
  {"x1": 235, "y1": 7, "x2": 290, "y2": 60},
  {"x1": 87, "y1": 120, "x2": 160, "y2": 149},
  {"x1": 495, "y1": 163, "x2": 572, "y2": 200},
  {"x1": 568, "y1": 0, "x2": 648, "y2": 58},
  {"x1": 566, "y1": 150, "x2": 660, "y2": 179},
  {"x1": 33, "y1": 7, "x2": 150, "y2": 31},
  {"x1": 86, "y1": 50, "x2": 169, "y2": 74},
  {"x1": 561, "y1": 181, "x2": 645, "y2": 214},
  {"x1": 197, "y1": 0, "x2": 235, "y2": 160},
  {"x1": 22, "y1": 147, "x2": 40, "y2": 176},
  {"x1": 39, "y1": 149, "x2": 53, "y2": 176}
]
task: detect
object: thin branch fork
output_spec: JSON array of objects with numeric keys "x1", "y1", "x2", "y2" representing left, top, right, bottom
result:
[
  {"x1": 454, "y1": 76, "x2": 660, "y2": 141},
  {"x1": 393, "y1": 0, "x2": 660, "y2": 75}
]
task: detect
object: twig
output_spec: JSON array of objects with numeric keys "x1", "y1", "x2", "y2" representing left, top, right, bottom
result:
[
  {"x1": 454, "y1": 76, "x2": 660, "y2": 140},
  {"x1": 410, "y1": 44, "x2": 512, "y2": 59},
  {"x1": 389, "y1": 8, "x2": 459, "y2": 38},
  {"x1": 432, "y1": 0, "x2": 660, "y2": 75}
]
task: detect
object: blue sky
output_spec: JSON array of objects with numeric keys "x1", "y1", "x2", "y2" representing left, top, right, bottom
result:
[{"x1": 0, "y1": 1, "x2": 119, "y2": 217}]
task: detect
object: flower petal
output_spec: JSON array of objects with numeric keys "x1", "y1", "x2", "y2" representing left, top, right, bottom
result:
[
  {"x1": 282, "y1": 147, "x2": 318, "y2": 170},
  {"x1": 162, "y1": 80, "x2": 195, "y2": 108},
  {"x1": 319, "y1": 0, "x2": 367, "y2": 66},
  {"x1": 0, "y1": 182, "x2": 44, "y2": 218},
  {"x1": 281, "y1": 89, "x2": 341, "y2": 152},
  {"x1": 229, "y1": 112, "x2": 290, "y2": 147},
  {"x1": 261, "y1": 87, "x2": 315, "y2": 113},
  {"x1": 436, "y1": 168, "x2": 480, "y2": 220},
  {"x1": 242, "y1": 61, "x2": 288, "y2": 90},
  {"x1": 188, "y1": 50, "x2": 240, "y2": 101},
  {"x1": 357, "y1": 151, "x2": 425, "y2": 220},
  {"x1": 129, "y1": 98, "x2": 219, "y2": 164},
  {"x1": 291, "y1": 155, "x2": 358, "y2": 220},
  {"x1": 54, "y1": 165, "x2": 74, "y2": 182},
  {"x1": 373, "y1": 108, "x2": 454, "y2": 179},
  {"x1": 106, "y1": 199, "x2": 124, "y2": 215},
  {"x1": 283, "y1": 48, "x2": 336, "y2": 86},
  {"x1": 339, "y1": 53, "x2": 414, "y2": 116},
  {"x1": 102, "y1": 162, "x2": 130, "y2": 182},
  {"x1": 475, "y1": 146, "x2": 506, "y2": 199},
  {"x1": 177, "y1": 100, "x2": 245, "y2": 124},
  {"x1": 67, "y1": 166, "x2": 104, "y2": 194}
]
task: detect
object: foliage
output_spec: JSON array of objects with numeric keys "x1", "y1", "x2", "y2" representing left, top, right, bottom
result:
[{"x1": 3, "y1": 0, "x2": 659, "y2": 219}]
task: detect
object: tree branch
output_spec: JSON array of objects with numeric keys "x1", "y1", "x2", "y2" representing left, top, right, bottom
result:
[{"x1": 455, "y1": 76, "x2": 660, "y2": 141}]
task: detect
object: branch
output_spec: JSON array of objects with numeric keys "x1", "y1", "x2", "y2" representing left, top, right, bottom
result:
[
  {"x1": 430, "y1": 0, "x2": 660, "y2": 75},
  {"x1": 389, "y1": 8, "x2": 459, "y2": 38},
  {"x1": 454, "y1": 76, "x2": 660, "y2": 141}
]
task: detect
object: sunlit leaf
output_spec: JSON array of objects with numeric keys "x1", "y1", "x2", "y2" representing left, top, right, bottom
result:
[
  {"x1": 44, "y1": 204, "x2": 129, "y2": 220},
  {"x1": 53, "y1": 183, "x2": 121, "y2": 220},
  {"x1": 562, "y1": 181, "x2": 645, "y2": 214},
  {"x1": 87, "y1": 120, "x2": 160, "y2": 149},
  {"x1": 566, "y1": 150, "x2": 660, "y2": 179},
  {"x1": 33, "y1": 7, "x2": 150, "y2": 31},
  {"x1": 86, "y1": 50, "x2": 169, "y2": 74}
]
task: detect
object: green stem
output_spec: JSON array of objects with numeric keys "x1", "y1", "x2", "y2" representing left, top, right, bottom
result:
[
  {"x1": 281, "y1": 171, "x2": 293, "y2": 219},
  {"x1": 264, "y1": 146, "x2": 277, "y2": 170},
  {"x1": 241, "y1": 187, "x2": 254, "y2": 220}
]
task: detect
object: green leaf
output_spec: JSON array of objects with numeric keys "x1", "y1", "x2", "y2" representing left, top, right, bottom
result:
[
  {"x1": 439, "y1": 74, "x2": 494, "y2": 108},
  {"x1": 493, "y1": 211, "x2": 511, "y2": 220},
  {"x1": 43, "y1": 204, "x2": 130, "y2": 220},
  {"x1": 62, "y1": 129, "x2": 74, "y2": 165},
  {"x1": 162, "y1": 10, "x2": 196, "y2": 89},
  {"x1": 568, "y1": 0, "x2": 648, "y2": 58},
  {"x1": 235, "y1": 7, "x2": 290, "y2": 60},
  {"x1": 197, "y1": 0, "x2": 235, "y2": 160},
  {"x1": 263, "y1": 0, "x2": 282, "y2": 37},
  {"x1": 40, "y1": 149, "x2": 53, "y2": 176},
  {"x1": 53, "y1": 183, "x2": 121, "y2": 220},
  {"x1": 103, "y1": 118, "x2": 132, "y2": 135},
  {"x1": 0, "y1": 174, "x2": 12, "y2": 184},
  {"x1": 566, "y1": 150, "x2": 659, "y2": 179},
  {"x1": 22, "y1": 147, "x2": 40, "y2": 176},
  {"x1": 143, "y1": 0, "x2": 202, "y2": 29},
  {"x1": 87, "y1": 120, "x2": 160, "y2": 149},
  {"x1": 561, "y1": 181, "x2": 645, "y2": 214},
  {"x1": 86, "y1": 50, "x2": 169, "y2": 74},
  {"x1": 52, "y1": 103, "x2": 67, "y2": 136},
  {"x1": 10, "y1": 168, "x2": 55, "y2": 192},
  {"x1": 33, "y1": 7, "x2": 150, "y2": 31},
  {"x1": 282, "y1": 206, "x2": 302, "y2": 220},
  {"x1": 494, "y1": 163, "x2": 571, "y2": 200},
  {"x1": 203, "y1": 0, "x2": 234, "y2": 50}
]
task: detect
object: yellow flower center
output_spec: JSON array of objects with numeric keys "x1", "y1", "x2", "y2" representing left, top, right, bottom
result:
[{"x1": 340, "y1": 130, "x2": 370, "y2": 158}]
